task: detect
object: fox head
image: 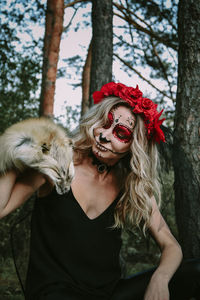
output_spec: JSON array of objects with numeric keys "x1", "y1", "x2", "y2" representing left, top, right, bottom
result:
[{"x1": 46, "y1": 136, "x2": 74, "y2": 194}]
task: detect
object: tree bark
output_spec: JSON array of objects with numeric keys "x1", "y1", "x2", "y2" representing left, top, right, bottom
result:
[
  {"x1": 39, "y1": 0, "x2": 64, "y2": 117},
  {"x1": 173, "y1": 0, "x2": 200, "y2": 258},
  {"x1": 81, "y1": 40, "x2": 92, "y2": 116},
  {"x1": 89, "y1": 0, "x2": 113, "y2": 106}
]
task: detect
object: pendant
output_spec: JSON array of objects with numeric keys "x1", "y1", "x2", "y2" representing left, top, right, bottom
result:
[{"x1": 97, "y1": 163, "x2": 108, "y2": 174}]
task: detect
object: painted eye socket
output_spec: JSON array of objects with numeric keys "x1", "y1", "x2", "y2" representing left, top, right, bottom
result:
[
  {"x1": 113, "y1": 124, "x2": 133, "y2": 143},
  {"x1": 103, "y1": 111, "x2": 114, "y2": 129}
]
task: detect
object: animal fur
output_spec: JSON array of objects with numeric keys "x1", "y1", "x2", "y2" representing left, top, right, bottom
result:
[{"x1": 0, "y1": 118, "x2": 74, "y2": 194}]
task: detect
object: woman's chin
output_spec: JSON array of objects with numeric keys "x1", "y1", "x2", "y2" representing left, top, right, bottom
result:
[
  {"x1": 93, "y1": 149, "x2": 104, "y2": 160},
  {"x1": 92, "y1": 149, "x2": 118, "y2": 166}
]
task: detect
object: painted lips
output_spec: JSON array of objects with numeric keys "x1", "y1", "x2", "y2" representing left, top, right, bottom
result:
[{"x1": 95, "y1": 140, "x2": 125, "y2": 155}]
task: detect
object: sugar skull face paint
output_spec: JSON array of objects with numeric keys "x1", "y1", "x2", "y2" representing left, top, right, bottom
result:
[
  {"x1": 103, "y1": 111, "x2": 133, "y2": 143},
  {"x1": 92, "y1": 106, "x2": 136, "y2": 165}
]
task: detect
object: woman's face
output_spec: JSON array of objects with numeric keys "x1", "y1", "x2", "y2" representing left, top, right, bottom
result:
[{"x1": 92, "y1": 105, "x2": 136, "y2": 165}]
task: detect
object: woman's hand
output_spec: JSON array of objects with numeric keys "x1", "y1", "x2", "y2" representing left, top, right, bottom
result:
[{"x1": 144, "y1": 272, "x2": 169, "y2": 300}]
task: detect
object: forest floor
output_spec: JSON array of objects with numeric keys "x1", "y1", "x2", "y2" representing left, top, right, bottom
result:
[{"x1": 0, "y1": 258, "x2": 24, "y2": 300}]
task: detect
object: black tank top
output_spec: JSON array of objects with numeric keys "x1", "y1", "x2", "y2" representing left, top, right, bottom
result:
[{"x1": 25, "y1": 188, "x2": 122, "y2": 299}]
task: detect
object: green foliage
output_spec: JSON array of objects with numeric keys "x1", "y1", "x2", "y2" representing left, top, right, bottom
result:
[
  {"x1": 54, "y1": 104, "x2": 81, "y2": 134},
  {"x1": 0, "y1": 0, "x2": 45, "y2": 133},
  {"x1": 64, "y1": 105, "x2": 81, "y2": 132},
  {"x1": 0, "y1": 198, "x2": 34, "y2": 299},
  {"x1": 0, "y1": 258, "x2": 23, "y2": 299}
]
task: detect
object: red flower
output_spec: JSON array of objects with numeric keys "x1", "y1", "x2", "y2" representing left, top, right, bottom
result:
[
  {"x1": 101, "y1": 82, "x2": 119, "y2": 97},
  {"x1": 151, "y1": 110, "x2": 166, "y2": 143},
  {"x1": 142, "y1": 98, "x2": 157, "y2": 111},
  {"x1": 118, "y1": 86, "x2": 142, "y2": 105},
  {"x1": 93, "y1": 91, "x2": 104, "y2": 104}
]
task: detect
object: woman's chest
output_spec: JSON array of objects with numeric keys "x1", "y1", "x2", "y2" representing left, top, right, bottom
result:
[{"x1": 70, "y1": 168, "x2": 120, "y2": 220}]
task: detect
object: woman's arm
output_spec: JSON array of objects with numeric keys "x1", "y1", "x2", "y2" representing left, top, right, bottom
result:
[
  {"x1": 144, "y1": 197, "x2": 183, "y2": 300},
  {"x1": 0, "y1": 169, "x2": 46, "y2": 219}
]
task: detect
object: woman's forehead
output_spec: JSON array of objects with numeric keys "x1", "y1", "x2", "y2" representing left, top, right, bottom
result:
[{"x1": 111, "y1": 105, "x2": 136, "y2": 129}]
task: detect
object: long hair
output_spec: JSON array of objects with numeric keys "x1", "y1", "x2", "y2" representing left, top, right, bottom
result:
[{"x1": 72, "y1": 97, "x2": 161, "y2": 232}]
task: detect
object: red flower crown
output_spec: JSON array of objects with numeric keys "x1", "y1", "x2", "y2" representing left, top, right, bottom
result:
[{"x1": 93, "y1": 82, "x2": 165, "y2": 143}]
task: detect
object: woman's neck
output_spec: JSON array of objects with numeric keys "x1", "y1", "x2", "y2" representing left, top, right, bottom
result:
[{"x1": 88, "y1": 151, "x2": 112, "y2": 174}]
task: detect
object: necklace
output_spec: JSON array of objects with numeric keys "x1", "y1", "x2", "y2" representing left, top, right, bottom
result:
[{"x1": 89, "y1": 151, "x2": 111, "y2": 174}]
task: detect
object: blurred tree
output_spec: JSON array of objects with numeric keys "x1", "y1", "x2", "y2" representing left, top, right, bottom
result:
[
  {"x1": 81, "y1": 40, "x2": 92, "y2": 115},
  {"x1": 89, "y1": 0, "x2": 113, "y2": 106},
  {"x1": 0, "y1": 0, "x2": 45, "y2": 133},
  {"x1": 173, "y1": 0, "x2": 200, "y2": 258},
  {"x1": 39, "y1": 0, "x2": 64, "y2": 117}
]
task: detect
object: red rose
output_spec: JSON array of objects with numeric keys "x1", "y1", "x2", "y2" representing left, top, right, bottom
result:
[
  {"x1": 93, "y1": 91, "x2": 104, "y2": 104},
  {"x1": 141, "y1": 98, "x2": 157, "y2": 110},
  {"x1": 101, "y1": 82, "x2": 119, "y2": 97},
  {"x1": 131, "y1": 85, "x2": 143, "y2": 99},
  {"x1": 152, "y1": 110, "x2": 166, "y2": 143}
]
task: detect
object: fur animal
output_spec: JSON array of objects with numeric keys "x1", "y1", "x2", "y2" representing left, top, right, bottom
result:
[{"x1": 0, "y1": 118, "x2": 74, "y2": 194}]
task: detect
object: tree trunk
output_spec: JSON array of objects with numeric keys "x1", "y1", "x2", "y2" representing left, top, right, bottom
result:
[
  {"x1": 173, "y1": 0, "x2": 200, "y2": 258},
  {"x1": 39, "y1": 0, "x2": 64, "y2": 117},
  {"x1": 89, "y1": 0, "x2": 113, "y2": 106},
  {"x1": 81, "y1": 40, "x2": 92, "y2": 116}
]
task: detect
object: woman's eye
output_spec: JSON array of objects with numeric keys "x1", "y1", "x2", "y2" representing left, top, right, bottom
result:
[
  {"x1": 103, "y1": 111, "x2": 114, "y2": 129},
  {"x1": 113, "y1": 125, "x2": 132, "y2": 143}
]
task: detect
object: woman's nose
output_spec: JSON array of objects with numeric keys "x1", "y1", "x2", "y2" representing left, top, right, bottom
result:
[
  {"x1": 99, "y1": 132, "x2": 109, "y2": 143},
  {"x1": 100, "y1": 128, "x2": 112, "y2": 143}
]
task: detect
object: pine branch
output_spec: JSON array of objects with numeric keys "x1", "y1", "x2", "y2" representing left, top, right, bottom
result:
[
  {"x1": 113, "y1": 3, "x2": 177, "y2": 51},
  {"x1": 113, "y1": 33, "x2": 140, "y2": 50},
  {"x1": 150, "y1": 39, "x2": 174, "y2": 99},
  {"x1": 114, "y1": 53, "x2": 175, "y2": 102},
  {"x1": 146, "y1": 0, "x2": 177, "y2": 31},
  {"x1": 114, "y1": 2, "x2": 154, "y2": 32},
  {"x1": 64, "y1": 0, "x2": 89, "y2": 9},
  {"x1": 63, "y1": 7, "x2": 78, "y2": 32}
]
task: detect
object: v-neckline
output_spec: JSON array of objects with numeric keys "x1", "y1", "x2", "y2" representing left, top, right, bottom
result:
[{"x1": 69, "y1": 187, "x2": 119, "y2": 221}]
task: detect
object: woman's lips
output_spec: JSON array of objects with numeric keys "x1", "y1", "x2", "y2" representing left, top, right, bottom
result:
[
  {"x1": 94, "y1": 134, "x2": 128, "y2": 155},
  {"x1": 95, "y1": 140, "x2": 120, "y2": 155}
]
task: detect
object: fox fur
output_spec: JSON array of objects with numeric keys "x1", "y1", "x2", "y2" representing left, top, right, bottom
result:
[{"x1": 0, "y1": 118, "x2": 74, "y2": 194}]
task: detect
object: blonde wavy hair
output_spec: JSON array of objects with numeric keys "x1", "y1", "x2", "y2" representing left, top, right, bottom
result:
[{"x1": 72, "y1": 97, "x2": 161, "y2": 232}]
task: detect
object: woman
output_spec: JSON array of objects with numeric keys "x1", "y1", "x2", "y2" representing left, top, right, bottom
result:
[{"x1": 0, "y1": 82, "x2": 198, "y2": 300}]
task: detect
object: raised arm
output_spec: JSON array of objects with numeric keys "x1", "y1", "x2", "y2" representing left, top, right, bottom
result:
[
  {"x1": 0, "y1": 169, "x2": 46, "y2": 219},
  {"x1": 144, "y1": 196, "x2": 183, "y2": 300}
]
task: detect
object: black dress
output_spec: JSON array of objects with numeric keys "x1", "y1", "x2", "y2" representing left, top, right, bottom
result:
[
  {"x1": 25, "y1": 187, "x2": 122, "y2": 300},
  {"x1": 25, "y1": 188, "x2": 200, "y2": 300}
]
